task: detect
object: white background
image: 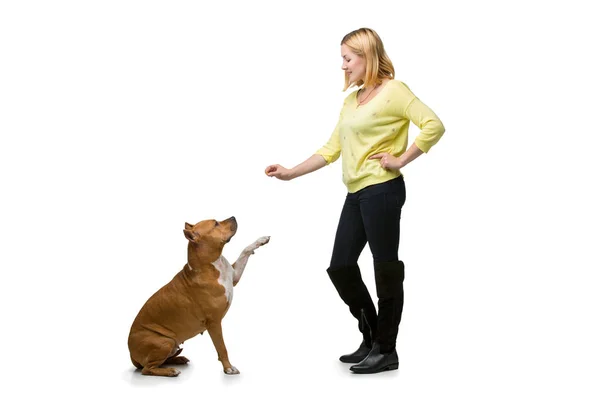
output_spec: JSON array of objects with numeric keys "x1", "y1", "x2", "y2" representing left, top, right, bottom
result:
[{"x1": 1, "y1": 0, "x2": 599, "y2": 398}]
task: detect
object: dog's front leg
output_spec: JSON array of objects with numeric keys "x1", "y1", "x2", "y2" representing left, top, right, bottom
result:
[
  {"x1": 232, "y1": 236, "x2": 270, "y2": 286},
  {"x1": 207, "y1": 321, "x2": 239, "y2": 375}
]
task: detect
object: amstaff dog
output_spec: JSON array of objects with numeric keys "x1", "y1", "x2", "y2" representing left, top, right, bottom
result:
[{"x1": 128, "y1": 216, "x2": 269, "y2": 376}]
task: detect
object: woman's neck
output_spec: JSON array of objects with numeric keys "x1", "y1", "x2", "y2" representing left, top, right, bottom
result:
[{"x1": 362, "y1": 78, "x2": 389, "y2": 91}]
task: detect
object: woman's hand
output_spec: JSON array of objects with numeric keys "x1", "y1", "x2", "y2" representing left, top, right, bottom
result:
[
  {"x1": 265, "y1": 164, "x2": 294, "y2": 181},
  {"x1": 369, "y1": 153, "x2": 403, "y2": 170}
]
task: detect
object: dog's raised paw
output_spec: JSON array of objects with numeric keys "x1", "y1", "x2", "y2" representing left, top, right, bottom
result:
[
  {"x1": 258, "y1": 236, "x2": 270, "y2": 245},
  {"x1": 224, "y1": 366, "x2": 240, "y2": 375}
]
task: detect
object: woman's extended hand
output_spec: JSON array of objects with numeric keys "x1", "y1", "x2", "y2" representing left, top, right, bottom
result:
[
  {"x1": 368, "y1": 153, "x2": 402, "y2": 170},
  {"x1": 265, "y1": 164, "x2": 294, "y2": 181}
]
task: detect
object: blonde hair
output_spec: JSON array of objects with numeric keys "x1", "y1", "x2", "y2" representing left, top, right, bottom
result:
[{"x1": 341, "y1": 28, "x2": 395, "y2": 91}]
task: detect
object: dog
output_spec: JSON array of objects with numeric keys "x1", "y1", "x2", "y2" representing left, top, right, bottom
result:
[{"x1": 128, "y1": 216, "x2": 269, "y2": 376}]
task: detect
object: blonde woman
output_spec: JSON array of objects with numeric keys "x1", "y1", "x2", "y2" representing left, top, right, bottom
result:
[{"x1": 265, "y1": 27, "x2": 445, "y2": 374}]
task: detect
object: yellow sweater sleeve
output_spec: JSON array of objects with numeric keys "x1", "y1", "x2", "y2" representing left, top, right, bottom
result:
[
  {"x1": 403, "y1": 96, "x2": 445, "y2": 153},
  {"x1": 315, "y1": 104, "x2": 344, "y2": 164}
]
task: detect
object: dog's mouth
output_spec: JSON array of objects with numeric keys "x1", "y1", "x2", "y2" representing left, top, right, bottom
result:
[
  {"x1": 223, "y1": 216, "x2": 237, "y2": 244},
  {"x1": 224, "y1": 231, "x2": 236, "y2": 244}
]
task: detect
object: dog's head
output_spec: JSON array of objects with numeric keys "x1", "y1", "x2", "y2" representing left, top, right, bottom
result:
[{"x1": 183, "y1": 216, "x2": 238, "y2": 252}]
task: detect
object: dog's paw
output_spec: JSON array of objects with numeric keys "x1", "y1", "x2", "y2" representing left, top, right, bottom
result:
[
  {"x1": 141, "y1": 366, "x2": 181, "y2": 377},
  {"x1": 257, "y1": 236, "x2": 270, "y2": 246},
  {"x1": 169, "y1": 356, "x2": 190, "y2": 365},
  {"x1": 245, "y1": 236, "x2": 270, "y2": 255},
  {"x1": 224, "y1": 366, "x2": 240, "y2": 375}
]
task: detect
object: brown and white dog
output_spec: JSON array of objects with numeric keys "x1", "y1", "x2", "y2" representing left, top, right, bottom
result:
[{"x1": 128, "y1": 216, "x2": 269, "y2": 376}]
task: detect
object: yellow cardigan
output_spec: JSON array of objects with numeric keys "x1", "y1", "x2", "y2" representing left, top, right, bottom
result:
[{"x1": 316, "y1": 80, "x2": 445, "y2": 193}]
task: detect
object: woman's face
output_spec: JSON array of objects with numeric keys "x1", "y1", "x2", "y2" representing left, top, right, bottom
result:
[{"x1": 341, "y1": 44, "x2": 365, "y2": 85}]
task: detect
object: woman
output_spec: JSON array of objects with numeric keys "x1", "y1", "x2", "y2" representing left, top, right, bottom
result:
[{"x1": 265, "y1": 27, "x2": 445, "y2": 374}]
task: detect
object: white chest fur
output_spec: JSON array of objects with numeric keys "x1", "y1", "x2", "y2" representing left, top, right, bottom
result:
[{"x1": 211, "y1": 255, "x2": 234, "y2": 304}]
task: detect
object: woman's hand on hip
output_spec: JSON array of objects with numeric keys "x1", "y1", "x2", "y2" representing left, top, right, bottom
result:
[
  {"x1": 369, "y1": 153, "x2": 402, "y2": 170},
  {"x1": 265, "y1": 164, "x2": 294, "y2": 181}
]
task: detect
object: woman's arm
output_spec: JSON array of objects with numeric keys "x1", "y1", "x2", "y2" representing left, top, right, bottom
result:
[
  {"x1": 370, "y1": 93, "x2": 444, "y2": 170},
  {"x1": 369, "y1": 143, "x2": 424, "y2": 170},
  {"x1": 265, "y1": 154, "x2": 327, "y2": 181}
]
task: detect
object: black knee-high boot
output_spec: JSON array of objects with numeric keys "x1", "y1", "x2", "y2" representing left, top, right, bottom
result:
[
  {"x1": 327, "y1": 264, "x2": 378, "y2": 363},
  {"x1": 350, "y1": 260, "x2": 404, "y2": 374}
]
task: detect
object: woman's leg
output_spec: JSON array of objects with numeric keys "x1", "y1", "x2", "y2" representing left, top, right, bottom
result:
[
  {"x1": 326, "y1": 192, "x2": 378, "y2": 362},
  {"x1": 351, "y1": 176, "x2": 406, "y2": 373},
  {"x1": 329, "y1": 192, "x2": 367, "y2": 268}
]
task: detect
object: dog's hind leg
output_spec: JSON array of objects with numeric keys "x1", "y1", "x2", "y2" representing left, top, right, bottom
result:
[
  {"x1": 162, "y1": 346, "x2": 190, "y2": 365},
  {"x1": 140, "y1": 338, "x2": 181, "y2": 377},
  {"x1": 163, "y1": 356, "x2": 190, "y2": 365},
  {"x1": 130, "y1": 355, "x2": 143, "y2": 369}
]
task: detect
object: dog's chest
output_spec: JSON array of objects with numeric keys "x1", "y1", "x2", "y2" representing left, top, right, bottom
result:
[{"x1": 211, "y1": 255, "x2": 234, "y2": 303}]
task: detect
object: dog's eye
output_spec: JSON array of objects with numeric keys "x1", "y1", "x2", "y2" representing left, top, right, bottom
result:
[{"x1": 214, "y1": 221, "x2": 219, "y2": 227}]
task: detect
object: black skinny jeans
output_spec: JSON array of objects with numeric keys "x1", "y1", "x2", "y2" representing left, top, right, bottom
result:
[{"x1": 329, "y1": 175, "x2": 406, "y2": 268}]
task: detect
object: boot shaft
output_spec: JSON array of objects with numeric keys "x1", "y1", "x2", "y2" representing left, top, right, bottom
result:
[
  {"x1": 374, "y1": 260, "x2": 405, "y2": 353},
  {"x1": 327, "y1": 264, "x2": 378, "y2": 341}
]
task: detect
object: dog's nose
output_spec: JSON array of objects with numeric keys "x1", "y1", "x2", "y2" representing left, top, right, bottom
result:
[{"x1": 227, "y1": 216, "x2": 238, "y2": 232}]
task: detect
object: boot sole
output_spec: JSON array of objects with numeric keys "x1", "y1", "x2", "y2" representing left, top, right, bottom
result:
[{"x1": 350, "y1": 362, "x2": 399, "y2": 374}]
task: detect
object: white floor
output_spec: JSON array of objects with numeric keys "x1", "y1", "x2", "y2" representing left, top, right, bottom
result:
[{"x1": 14, "y1": 284, "x2": 599, "y2": 400}]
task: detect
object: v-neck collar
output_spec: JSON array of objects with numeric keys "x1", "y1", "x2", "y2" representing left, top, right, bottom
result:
[{"x1": 354, "y1": 80, "x2": 392, "y2": 108}]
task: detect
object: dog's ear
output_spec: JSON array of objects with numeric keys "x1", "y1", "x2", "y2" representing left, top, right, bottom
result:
[
  {"x1": 183, "y1": 229, "x2": 200, "y2": 243},
  {"x1": 184, "y1": 222, "x2": 193, "y2": 230}
]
